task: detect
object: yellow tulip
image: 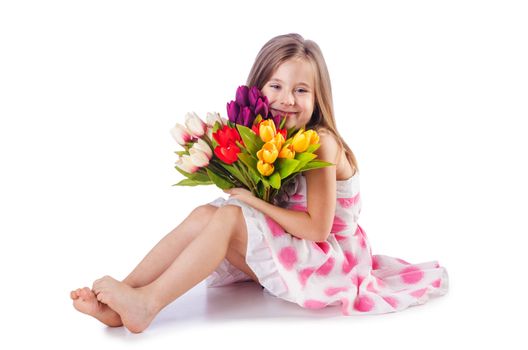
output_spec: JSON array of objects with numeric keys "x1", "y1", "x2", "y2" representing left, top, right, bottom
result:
[
  {"x1": 257, "y1": 160, "x2": 274, "y2": 176},
  {"x1": 256, "y1": 142, "x2": 279, "y2": 163},
  {"x1": 278, "y1": 143, "x2": 295, "y2": 159},
  {"x1": 259, "y1": 119, "x2": 276, "y2": 142},
  {"x1": 270, "y1": 132, "x2": 285, "y2": 151},
  {"x1": 291, "y1": 130, "x2": 310, "y2": 153},
  {"x1": 304, "y1": 129, "x2": 320, "y2": 145}
]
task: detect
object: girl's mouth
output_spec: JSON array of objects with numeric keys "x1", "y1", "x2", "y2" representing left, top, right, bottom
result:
[{"x1": 271, "y1": 108, "x2": 298, "y2": 117}]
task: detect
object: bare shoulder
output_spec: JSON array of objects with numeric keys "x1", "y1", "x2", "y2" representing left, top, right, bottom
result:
[{"x1": 313, "y1": 127, "x2": 340, "y2": 164}]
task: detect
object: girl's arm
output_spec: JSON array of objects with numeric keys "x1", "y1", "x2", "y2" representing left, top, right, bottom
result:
[
  {"x1": 244, "y1": 130, "x2": 340, "y2": 242},
  {"x1": 244, "y1": 196, "x2": 323, "y2": 241}
]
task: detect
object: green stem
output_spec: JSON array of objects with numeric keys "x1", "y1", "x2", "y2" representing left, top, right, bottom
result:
[{"x1": 234, "y1": 162, "x2": 258, "y2": 195}]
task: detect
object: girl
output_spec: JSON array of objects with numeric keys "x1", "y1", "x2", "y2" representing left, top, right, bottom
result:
[{"x1": 71, "y1": 33, "x2": 449, "y2": 333}]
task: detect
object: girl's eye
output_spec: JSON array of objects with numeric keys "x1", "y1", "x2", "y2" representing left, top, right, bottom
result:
[
  {"x1": 270, "y1": 84, "x2": 280, "y2": 89},
  {"x1": 296, "y1": 88, "x2": 307, "y2": 93}
]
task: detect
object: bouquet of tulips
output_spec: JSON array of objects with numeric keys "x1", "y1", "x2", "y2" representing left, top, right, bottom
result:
[{"x1": 170, "y1": 85, "x2": 333, "y2": 203}]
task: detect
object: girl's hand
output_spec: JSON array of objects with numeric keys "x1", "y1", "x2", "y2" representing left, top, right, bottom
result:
[{"x1": 223, "y1": 187, "x2": 257, "y2": 204}]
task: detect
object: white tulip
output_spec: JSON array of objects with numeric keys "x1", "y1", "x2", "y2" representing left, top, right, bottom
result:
[
  {"x1": 193, "y1": 138, "x2": 213, "y2": 158},
  {"x1": 185, "y1": 112, "x2": 208, "y2": 137},
  {"x1": 206, "y1": 112, "x2": 224, "y2": 128},
  {"x1": 175, "y1": 154, "x2": 198, "y2": 173},
  {"x1": 189, "y1": 147, "x2": 210, "y2": 167},
  {"x1": 170, "y1": 123, "x2": 193, "y2": 146}
]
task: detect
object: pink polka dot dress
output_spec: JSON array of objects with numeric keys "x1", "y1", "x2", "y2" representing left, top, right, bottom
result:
[{"x1": 205, "y1": 172, "x2": 449, "y2": 315}]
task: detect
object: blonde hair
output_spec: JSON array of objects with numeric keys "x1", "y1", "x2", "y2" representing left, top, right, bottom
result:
[{"x1": 246, "y1": 33, "x2": 358, "y2": 175}]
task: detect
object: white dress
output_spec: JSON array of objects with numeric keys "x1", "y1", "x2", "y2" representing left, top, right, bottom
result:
[{"x1": 205, "y1": 172, "x2": 449, "y2": 315}]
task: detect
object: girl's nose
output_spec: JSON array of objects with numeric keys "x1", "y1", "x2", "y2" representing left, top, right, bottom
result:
[{"x1": 279, "y1": 90, "x2": 295, "y2": 106}]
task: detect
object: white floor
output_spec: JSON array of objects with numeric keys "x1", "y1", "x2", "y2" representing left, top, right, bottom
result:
[
  {"x1": 65, "y1": 279, "x2": 456, "y2": 349},
  {"x1": 15, "y1": 273, "x2": 518, "y2": 350}
]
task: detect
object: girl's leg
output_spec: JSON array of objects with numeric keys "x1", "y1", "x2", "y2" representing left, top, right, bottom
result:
[
  {"x1": 122, "y1": 204, "x2": 219, "y2": 287},
  {"x1": 71, "y1": 203, "x2": 219, "y2": 327},
  {"x1": 92, "y1": 205, "x2": 246, "y2": 333}
]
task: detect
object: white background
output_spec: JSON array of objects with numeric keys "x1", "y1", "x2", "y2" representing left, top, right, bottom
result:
[{"x1": 1, "y1": 0, "x2": 527, "y2": 348}]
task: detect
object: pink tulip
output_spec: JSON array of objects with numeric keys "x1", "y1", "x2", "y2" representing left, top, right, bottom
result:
[
  {"x1": 170, "y1": 123, "x2": 193, "y2": 146},
  {"x1": 185, "y1": 112, "x2": 208, "y2": 137}
]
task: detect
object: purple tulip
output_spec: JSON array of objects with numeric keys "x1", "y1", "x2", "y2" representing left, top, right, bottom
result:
[
  {"x1": 254, "y1": 98, "x2": 268, "y2": 119},
  {"x1": 227, "y1": 101, "x2": 239, "y2": 124},
  {"x1": 235, "y1": 85, "x2": 249, "y2": 107},
  {"x1": 239, "y1": 106, "x2": 252, "y2": 126},
  {"x1": 248, "y1": 86, "x2": 261, "y2": 109},
  {"x1": 226, "y1": 85, "x2": 279, "y2": 128}
]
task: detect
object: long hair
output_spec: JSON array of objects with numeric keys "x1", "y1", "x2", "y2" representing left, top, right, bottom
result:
[{"x1": 246, "y1": 33, "x2": 358, "y2": 175}]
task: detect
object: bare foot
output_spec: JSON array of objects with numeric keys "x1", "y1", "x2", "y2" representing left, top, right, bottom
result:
[
  {"x1": 71, "y1": 287, "x2": 123, "y2": 327},
  {"x1": 92, "y1": 275, "x2": 158, "y2": 333}
]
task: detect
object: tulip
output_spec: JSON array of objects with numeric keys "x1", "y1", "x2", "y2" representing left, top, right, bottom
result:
[
  {"x1": 226, "y1": 85, "x2": 273, "y2": 128},
  {"x1": 271, "y1": 132, "x2": 285, "y2": 151},
  {"x1": 278, "y1": 143, "x2": 295, "y2": 159},
  {"x1": 291, "y1": 130, "x2": 311, "y2": 153},
  {"x1": 189, "y1": 147, "x2": 210, "y2": 167},
  {"x1": 192, "y1": 138, "x2": 212, "y2": 158},
  {"x1": 175, "y1": 154, "x2": 199, "y2": 173},
  {"x1": 257, "y1": 160, "x2": 274, "y2": 176},
  {"x1": 303, "y1": 129, "x2": 320, "y2": 145},
  {"x1": 254, "y1": 97, "x2": 268, "y2": 118},
  {"x1": 248, "y1": 86, "x2": 261, "y2": 109},
  {"x1": 213, "y1": 125, "x2": 242, "y2": 147},
  {"x1": 185, "y1": 112, "x2": 208, "y2": 137},
  {"x1": 238, "y1": 106, "x2": 251, "y2": 126},
  {"x1": 170, "y1": 123, "x2": 193, "y2": 146},
  {"x1": 226, "y1": 101, "x2": 240, "y2": 124},
  {"x1": 214, "y1": 141, "x2": 240, "y2": 164},
  {"x1": 206, "y1": 112, "x2": 225, "y2": 128},
  {"x1": 259, "y1": 119, "x2": 277, "y2": 142},
  {"x1": 235, "y1": 85, "x2": 250, "y2": 107},
  {"x1": 256, "y1": 142, "x2": 279, "y2": 164}
]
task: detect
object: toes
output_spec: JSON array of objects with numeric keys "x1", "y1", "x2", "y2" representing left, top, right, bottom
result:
[
  {"x1": 80, "y1": 287, "x2": 94, "y2": 300},
  {"x1": 71, "y1": 288, "x2": 82, "y2": 299}
]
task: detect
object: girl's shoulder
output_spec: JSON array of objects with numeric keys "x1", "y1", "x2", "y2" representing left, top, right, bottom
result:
[{"x1": 313, "y1": 127, "x2": 340, "y2": 162}]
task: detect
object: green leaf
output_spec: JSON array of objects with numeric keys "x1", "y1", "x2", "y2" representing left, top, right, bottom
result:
[
  {"x1": 212, "y1": 120, "x2": 222, "y2": 133},
  {"x1": 286, "y1": 126, "x2": 298, "y2": 139},
  {"x1": 299, "y1": 160, "x2": 335, "y2": 172},
  {"x1": 247, "y1": 166, "x2": 262, "y2": 184},
  {"x1": 238, "y1": 153, "x2": 258, "y2": 169},
  {"x1": 174, "y1": 166, "x2": 211, "y2": 182},
  {"x1": 172, "y1": 178, "x2": 213, "y2": 186},
  {"x1": 269, "y1": 171, "x2": 281, "y2": 189},
  {"x1": 206, "y1": 168, "x2": 234, "y2": 190},
  {"x1": 275, "y1": 158, "x2": 300, "y2": 178},
  {"x1": 293, "y1": 153, "x2": 318, "y2": 172},
  {"x1": 305, "y1": 143, "x2": 320, "y2": 153},
  {"x1": 236, "y1": 124, "x2": 262, "y2": 155}
]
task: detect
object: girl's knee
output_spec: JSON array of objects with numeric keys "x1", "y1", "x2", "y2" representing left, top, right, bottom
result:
[
  {"x1": 192, "y1": 204, "x2": 219, "y2": 219},
  {"x1": 216, "y1": 205, "x2": 243, "y2": 220}
]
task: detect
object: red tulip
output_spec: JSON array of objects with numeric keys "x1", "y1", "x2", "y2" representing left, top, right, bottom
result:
[
  {"x1": 212, "y1": 125, "x2": 241, "y2": 146},
  {"x1": 214, "y1": 141, "x2": 240, "y2": 164}
]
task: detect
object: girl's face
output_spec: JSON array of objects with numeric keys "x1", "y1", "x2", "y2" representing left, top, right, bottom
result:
[{"x1": 262, "y1": 58, "x2": 315, "y2": 130}]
